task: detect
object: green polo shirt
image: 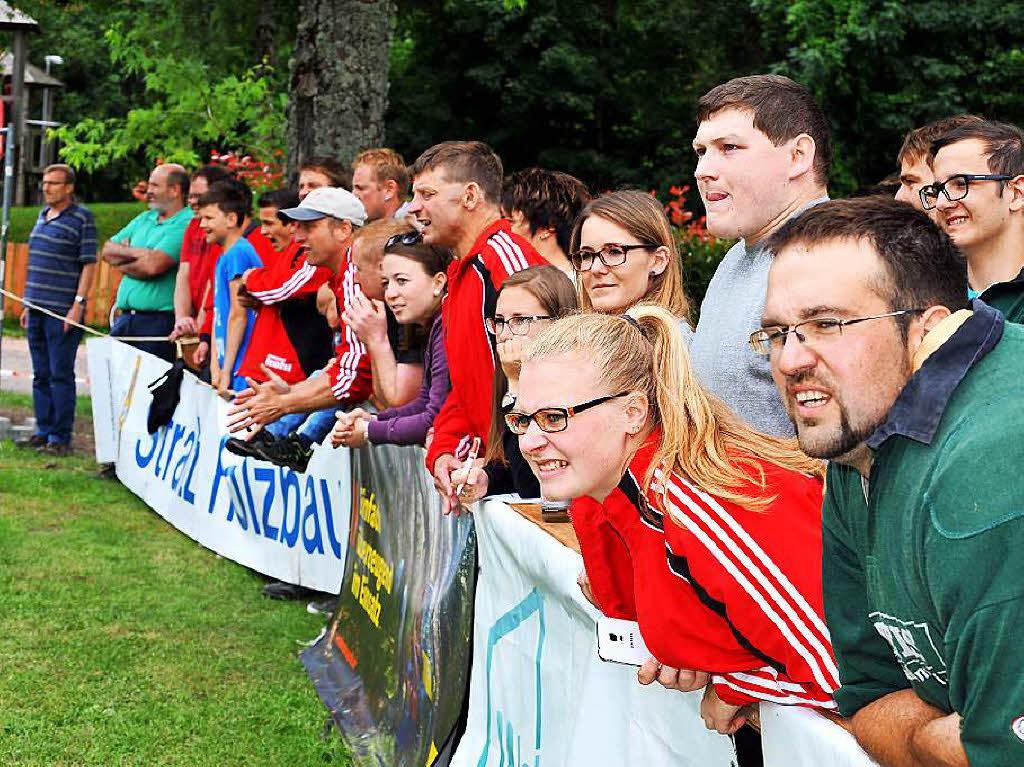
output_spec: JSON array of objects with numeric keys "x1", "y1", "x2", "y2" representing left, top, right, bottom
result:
[
  {"x1": 110, "y1": 206, "x2": 191, "y2": 311},
  {"x1": 979, "y1": 267, "x2": 1024, "y2": 323},
  {"x1": 823, "y1": 303, "x2": 1024, "y2": 766}
]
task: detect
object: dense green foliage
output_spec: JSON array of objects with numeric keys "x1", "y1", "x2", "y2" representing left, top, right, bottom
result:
[
  {"x1": 0, "y1": 392, "x2": 348, "y2": 764},
  {"x1": 6, "y1": 1, "x2": 1024, "y2": 205}
]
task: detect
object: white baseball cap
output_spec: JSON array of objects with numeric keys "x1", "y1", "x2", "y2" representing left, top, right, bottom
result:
[{"x1": 278, "y1": 187, "x2": 366, "y2": 227}]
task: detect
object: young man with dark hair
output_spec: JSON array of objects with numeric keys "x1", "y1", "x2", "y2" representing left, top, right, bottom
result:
[
  {"x1": 925, "y1": 120, "x2": 1024, "y2": 320},
  {"x1": 170, "y1": 164, "x2": 235, "y2": 341},
  {"x1": 759, "y1": 194, "x2": 1024, "y2": 767},
  {"x1": 893, "y1": 114, "x2": 984, "y2": 211},
  {"x1": 299, "y1": 155, "x2": 350, "y2": 197},
  {"x1": 197, "y1": 180, "x2": 263, "y2": 397},
  {"x1": 687, "y1": 74, "x2": 830, "y2": 436},
  {"x1": 102, "y1": 162, "x2": 193, "y2": 362},
  {"x1": 351, "y1": 147, "x2": 410, "y2": 221},
  {"x1": 501, "y1": 167, "x2": 590, "y2": 277},
  {"x1": 21, "y1": 163, "x2": 97, "y2": 455},
  {"x1": 408, "y1": 140, "x2": 546, "y2": 511}
]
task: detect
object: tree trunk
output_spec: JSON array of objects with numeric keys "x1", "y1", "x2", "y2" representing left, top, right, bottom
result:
[{"x1": 287, "y1": 0, "x2": 395, "y2": 180}]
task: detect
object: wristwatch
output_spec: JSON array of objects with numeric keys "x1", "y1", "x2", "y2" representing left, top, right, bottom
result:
[{"x1": 74, "y1": 295, "x2": 86, "y2": 305}]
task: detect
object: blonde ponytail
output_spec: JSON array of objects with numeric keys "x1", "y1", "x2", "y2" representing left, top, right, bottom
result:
[{"x1": 525, "y1": 305, "x2": 824, "y2": 512}]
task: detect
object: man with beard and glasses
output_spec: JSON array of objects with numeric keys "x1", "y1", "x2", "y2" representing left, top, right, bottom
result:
[{"x1": 759, "y1": 195, "x2": 1024, "y2": 767}]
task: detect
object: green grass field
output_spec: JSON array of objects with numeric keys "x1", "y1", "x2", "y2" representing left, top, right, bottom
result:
[
  {"x1": 8, "y1": 201, "x2": 144, "y2": 245},
  {"x1": 0, "y1": 392, "x2": 350, "y2": 765}
]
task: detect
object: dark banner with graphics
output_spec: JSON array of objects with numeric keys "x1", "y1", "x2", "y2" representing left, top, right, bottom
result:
[{"x1": 302, "y1": 441, "x2": 477, "y2": 766}]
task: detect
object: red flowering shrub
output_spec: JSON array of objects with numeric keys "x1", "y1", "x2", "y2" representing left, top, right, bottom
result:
[{"x1": 210, "y1": 150, "x2": 285, "y2": 194}]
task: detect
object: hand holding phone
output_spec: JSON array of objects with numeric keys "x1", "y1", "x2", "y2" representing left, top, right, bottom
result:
[{"x1": 596, "y1": 617, "x2": 651, "y2": 667}]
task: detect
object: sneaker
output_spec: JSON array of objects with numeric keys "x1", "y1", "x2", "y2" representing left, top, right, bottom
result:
[
  {"x1": 307, "y1": 597, "x2": 339, "y2": 615},
  {"x1": 42, "y1": 442, "x2": 71, "y2": 457},
  {"x1": 254, "y1": 434, "x2": 313, "y2": 473},
  {"x1": 20, "y1": 434, "x2": 47, "y2": 449},
  {"x1": 261, "y1": 580, "x2": 318, "y2": 601},
  {"x1": 225, "y1": 430, "x2": 278, "y2": 460}
]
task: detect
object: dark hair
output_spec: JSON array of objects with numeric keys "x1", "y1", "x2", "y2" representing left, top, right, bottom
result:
[
  {"x1": 411, "y1": 141, "x2": 503, "y2": 204},
  {"x1": 165, "y1": 167, "x2": 191, "y2": 202},
  {"x1": 300, "y1": 155, "x2": 350, "y2": 190},
  {"x1": 353, "y1": 148, "x2": 410, "y2": 196},
  {"x1": 931, "y1": 120, "x2": 1024, "y2": 180},
  {"x1": 197, "y1": 179, "x2": 250, "y2": 228},
  {"x1": 43, "y1": 163, "x2": 75, "y2": 185},
  {"x1": 764, "y1": 196, "x2": 970, "y2": 334},
  {"x1": 501, "y1": 168, "x2": 591, "y2": 255},
  {"x1": 192, "y1": 164, "x2": 233, "y2": 186},
  {"x1": 257, "y1": 188, "x2": 299, "y2": 211},
  {"x1": 485, "y1": 265, "x2": 579, "y2": 466},
  {"x1": 696, "y1": 74, "x2": 832, "y2": 187},
  {"x1": 896, "y1": 114, "x2": 984, "y2": 166},
  {"x1": 383, "y1": 237, "x2": 454, "y2": 277}
]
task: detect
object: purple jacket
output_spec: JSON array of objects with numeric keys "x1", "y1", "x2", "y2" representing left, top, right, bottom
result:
[{"x1": 367, "y1": 312, "x2": 450, "y2": 445}]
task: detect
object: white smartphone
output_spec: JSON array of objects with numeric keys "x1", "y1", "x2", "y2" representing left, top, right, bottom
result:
[{"x1": 596, "y1": 616, "x2": 651, "y2": 667}]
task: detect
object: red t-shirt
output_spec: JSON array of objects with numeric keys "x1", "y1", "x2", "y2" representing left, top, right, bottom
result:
[{"x1": 181, "y1": 215, "x2": 221, "y2": 313}]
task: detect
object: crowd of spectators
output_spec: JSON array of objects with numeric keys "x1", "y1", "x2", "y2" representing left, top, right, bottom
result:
[{"x1": 22, "y1": 71, "x2": 1024, "y2": 765}]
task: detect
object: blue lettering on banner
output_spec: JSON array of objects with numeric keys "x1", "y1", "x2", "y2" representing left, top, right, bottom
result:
[
  {"x1": 135, "y1": 423, "x2": 343, "y2": 560},
  {"x1": 135, "y1": 415, "x2": 202, "y2": 505},
  {"x1": 478, "y1": 588, "x2": 545, "y2": 767}
]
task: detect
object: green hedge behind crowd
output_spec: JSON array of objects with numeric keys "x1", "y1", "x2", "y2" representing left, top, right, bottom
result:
[{"x1": 7, "y1": 201, "x2": 144, "y2": 246}]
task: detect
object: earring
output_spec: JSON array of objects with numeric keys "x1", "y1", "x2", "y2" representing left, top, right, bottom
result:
[{"x1": 434, "y1": 289, "x2": 441, "y2": 297}]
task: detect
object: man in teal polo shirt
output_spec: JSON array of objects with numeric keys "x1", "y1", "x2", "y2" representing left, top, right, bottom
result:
[
  {"x1": 757, "y1": 196, "x2": 1024, "y2": 766},
  {"x1": 101, "y1": 163, "x2": 192, "y2": 362}
]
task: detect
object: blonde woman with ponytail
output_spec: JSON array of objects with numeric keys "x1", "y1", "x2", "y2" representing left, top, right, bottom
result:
[{"x1": 510, "y1": 304, "x2": 838, "y2": 734}]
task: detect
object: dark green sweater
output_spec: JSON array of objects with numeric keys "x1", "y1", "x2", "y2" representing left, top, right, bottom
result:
[{"x1": 823, "y1": 303, "x2": 1024, "y2": 766}]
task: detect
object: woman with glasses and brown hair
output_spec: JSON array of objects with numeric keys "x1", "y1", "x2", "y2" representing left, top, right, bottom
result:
[
  {"x1": 449, "y1": 265, "x2": 577, "y2": 506},
  {"x1": 570, "y1": 190, "x2": 693, "y2": 335},
  {"x1": 510, "y1": 304, "x2": 838, "y2": 734}
]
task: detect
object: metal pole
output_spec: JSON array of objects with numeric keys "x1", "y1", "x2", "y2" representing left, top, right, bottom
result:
[
  {"x1": 11, "y1": 29, "x2": 26, "y2": 206},
  {"x1": 0, "y1": 125, "x2": 14, "y2": 390}
]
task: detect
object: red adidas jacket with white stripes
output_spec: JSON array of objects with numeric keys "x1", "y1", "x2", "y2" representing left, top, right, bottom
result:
[
  {"x1": 322, "y1": 252, "x2": 372, "y2": 405},
  {"x1": 572, "y1": 432, "x2": 839, "y2": 709},
  {"x1": 424, "y1": 219, "x2": 545, "y2": 469}
]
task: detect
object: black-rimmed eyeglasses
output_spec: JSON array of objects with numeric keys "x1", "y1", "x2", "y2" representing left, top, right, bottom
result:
[
  {"x1": 568, "y1": 243, "x2": 658, "y2": 272},
  {"x1": 485, "y1": 315, "x2": 554, "y2": 336},
  {"x1": 919, "y1": 173, "x2": 1013, "y2": 211},
  {"x1": 504, "y1": 391, "x2": 630, "y2": 435},
  {"x1": 749, "y1": 309, "x2": 925, "y2": 356}
]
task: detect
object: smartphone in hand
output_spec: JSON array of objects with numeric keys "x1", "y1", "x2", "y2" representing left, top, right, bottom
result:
[{"x1": 597, "y1": 616, "x2": 651, "y2": 667}]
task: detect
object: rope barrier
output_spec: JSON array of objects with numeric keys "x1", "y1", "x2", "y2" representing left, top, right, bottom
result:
[{"x1": 0, "y1": 285, "x2": 195, "y2": 353}]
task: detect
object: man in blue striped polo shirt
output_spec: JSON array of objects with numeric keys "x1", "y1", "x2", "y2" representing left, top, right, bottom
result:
[{"x1": 21, "y1": 163, "x2": 97, "y2": 455}]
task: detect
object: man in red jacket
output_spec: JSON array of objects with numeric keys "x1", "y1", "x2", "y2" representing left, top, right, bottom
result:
[{"x1": 408, "y1": 141, "x2": 546, "y2": 511}]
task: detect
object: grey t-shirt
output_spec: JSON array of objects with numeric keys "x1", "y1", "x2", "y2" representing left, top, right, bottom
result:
[{"x1": 688, "y1": 198, "x2": 828, "y2": 437}]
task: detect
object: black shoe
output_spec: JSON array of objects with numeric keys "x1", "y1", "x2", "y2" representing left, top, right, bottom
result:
[
  {"x1": 261, "y1": 580, "x2": 318, "y2": 601},
  {"x1": 225, "y1": 430, "x2": 278, "y2": 459},
  {"x1": 42, "y1": 442, "x2": 71, "y2": 457},
  {"x1": 97, "y1": 463, "x2": 119, "y2": 480},
  {"x1": 307, "y1": 597, "x2": 339, "y2": 615},
  {"x1": 255, "y1": 434, "x2": 313, "y2": 473},
  {"x1": 20, "y1": 434, "x2": 47, "y2": 449}
]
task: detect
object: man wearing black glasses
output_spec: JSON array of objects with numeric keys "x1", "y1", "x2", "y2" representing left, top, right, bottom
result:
[
  {"x1": 763, "y1": 195, "x2": 1024, "y2": 767},
  {"x1": 925, "y1": 120, "x2": 1024, "y2": 321}
]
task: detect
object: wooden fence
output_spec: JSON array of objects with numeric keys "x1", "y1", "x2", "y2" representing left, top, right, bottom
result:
[{"x1": 2, "y1": 244, "x2": 123, "y2": 327}]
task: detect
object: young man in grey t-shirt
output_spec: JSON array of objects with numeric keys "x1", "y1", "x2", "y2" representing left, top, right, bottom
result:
[{"x1": 688, "y1": 74, "x2": 831, "y2": 436}]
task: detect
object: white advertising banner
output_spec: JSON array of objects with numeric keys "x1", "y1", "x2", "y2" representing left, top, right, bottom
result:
[
  {"x1": 88, "y1": 337, "x2": 351, "y2": 593},
  {"x1": 761, "y1": 703, "x2": 877, "y2": 766},
  {"x1": 452, "y1": 499, "x2": 738, "y2": 767}
]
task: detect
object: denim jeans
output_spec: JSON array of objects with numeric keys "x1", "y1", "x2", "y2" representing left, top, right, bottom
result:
[
  {"x1": 264, "y1": 407, "x2": 338, "y2": 444},
  {"x1": 26, "y1": 309, "x2": 84, "y2": 444},
  {"x1": 110, "y1": 310, "x2": 175, "y2": 362}
]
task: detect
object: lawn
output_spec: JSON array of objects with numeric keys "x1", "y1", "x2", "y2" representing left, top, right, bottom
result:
[
  {"x1": 0, "y1": 392, "x2": 350, "y2": 765},
  {"x1": 7, "y1": 201, "x2": 144, "y2": 245}
]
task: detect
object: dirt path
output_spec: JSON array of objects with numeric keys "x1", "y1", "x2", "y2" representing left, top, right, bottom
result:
[{"x1": 0, "y1": 336, "x2": 91, "y2": 396}]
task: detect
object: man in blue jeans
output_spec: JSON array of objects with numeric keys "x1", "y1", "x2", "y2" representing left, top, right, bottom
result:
[{"x1": 21, "y1": 164, "x2": 97, "y2": 455}]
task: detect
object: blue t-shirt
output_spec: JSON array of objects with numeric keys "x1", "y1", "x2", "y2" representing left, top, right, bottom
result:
[
  {"x1": 25, "y1": 203, "x2": 97, "y2": 313},
  {"x1": 213, "y1": 237, "x2": 262, "y2": 391}
]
